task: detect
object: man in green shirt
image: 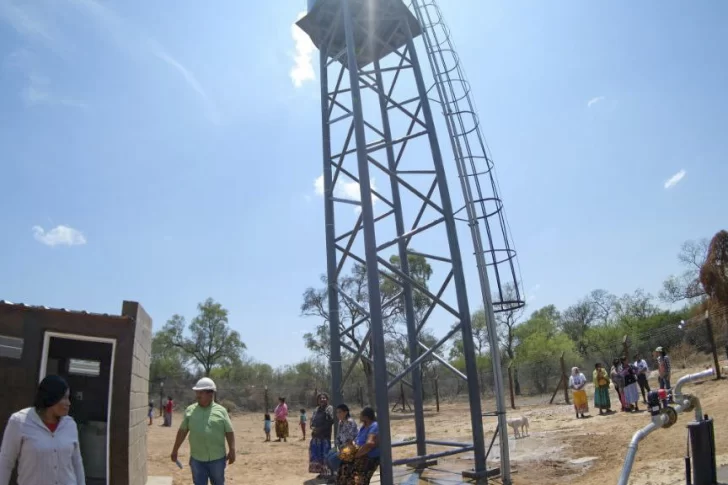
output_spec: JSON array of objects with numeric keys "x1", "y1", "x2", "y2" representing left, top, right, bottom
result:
[{"x1": 170, "y1": 377, "x2": 236, "y2": 485}]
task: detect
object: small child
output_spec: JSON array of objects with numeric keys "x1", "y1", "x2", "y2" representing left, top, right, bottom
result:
[
  {"x1": 264, "y1": 413, "x2": 272, "y2": 442},
  {"x1": 299, "y1": 409, "x2": 307, "y2": 441}
]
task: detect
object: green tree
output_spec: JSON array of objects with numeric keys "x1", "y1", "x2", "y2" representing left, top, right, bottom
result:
[
  {"x1": 584, "y1": 324, "x2": 626, "y2": 366},
  {"x1": 149, "y1": 332, "x2": 188, "y2": 382},
  {"x1": 157, "y1": 298, "x2": 246, "y2": 376},
  {"x1": 514, "y1": 305, "x2": 572, "y2": 393}
]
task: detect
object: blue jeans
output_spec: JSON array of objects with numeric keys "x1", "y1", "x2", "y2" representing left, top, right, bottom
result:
[
  {"x1": 326, "y1": 449, "x2": 341, "y2": 472},
  {"x1": 659, "y1": 375, "x2": 671, "y2": 390},
  {"x1": 190, "y1": 457, "x2": 226, "y2": 485}
]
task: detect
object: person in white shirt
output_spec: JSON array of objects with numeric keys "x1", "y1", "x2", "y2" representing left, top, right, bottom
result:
[
  {"x1": 0, "y1": 375, "x2": 85, "y2": 485},
  {"x1": 633, "y1": 353, "x2": 651, "y2": 404}
]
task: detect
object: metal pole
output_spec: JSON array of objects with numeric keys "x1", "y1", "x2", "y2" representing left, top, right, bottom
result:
[
  {"x1": 320, "y1": 46, "x2": 344, "y2": 409},
  {"x1": 340, "y1": 1, "x2": 394, "y2": 483},
  {"x1": 408, "y1": 1, "x2": 514, "y2": 480},
  {"x1": 404, "y1": 27, "x2": 488, "y2": 480},
  {"x1": 373, "y1": 57, "x2": 427, "y2": 458},
  {"x1": 704, "y1": 317, "x2": 722, "y2": 380}
]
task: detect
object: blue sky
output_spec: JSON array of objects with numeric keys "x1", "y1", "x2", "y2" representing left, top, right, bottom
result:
[{"x1": 1, "y1": 0, "x2": 726, "y2": 368}]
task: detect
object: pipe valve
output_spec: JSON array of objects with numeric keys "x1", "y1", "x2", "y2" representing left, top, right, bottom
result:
[{"x1": 647, "y1": 390, "x2": 662, "y2": 416}]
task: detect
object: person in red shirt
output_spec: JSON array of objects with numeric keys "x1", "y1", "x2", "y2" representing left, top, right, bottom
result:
[{"x1": 164, "y1": 396, "x2": 174, "y2": 427}]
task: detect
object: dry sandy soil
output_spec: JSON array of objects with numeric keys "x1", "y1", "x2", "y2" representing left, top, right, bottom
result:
[{"x1": 147, "y1": 363, "x2": 728, "y2": 485}]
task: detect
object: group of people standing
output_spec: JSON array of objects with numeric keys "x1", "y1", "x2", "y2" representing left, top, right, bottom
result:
[
  {"x1": 569, "y1": 346, "x2": 672, "y2": 418},
  {"x1": 267, "y1": 393, "x2": 381, "y2": 485},
  {"x1": 148, "y1": 395, "x2": 175, "y2": 427}
]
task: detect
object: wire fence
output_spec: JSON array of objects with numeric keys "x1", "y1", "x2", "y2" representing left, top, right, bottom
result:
[{"x1": 149, "y1": 306, "x2": 728, "y2": 415}]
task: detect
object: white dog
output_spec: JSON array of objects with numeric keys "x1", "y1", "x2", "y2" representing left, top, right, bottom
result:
[{"x1": 507, "y1": 416, "x2": 529, "y2": 439}]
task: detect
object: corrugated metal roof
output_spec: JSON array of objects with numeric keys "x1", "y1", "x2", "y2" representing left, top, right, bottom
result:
[{"x1": 0, "y1": 300, "x2": 132, "y2": 320}]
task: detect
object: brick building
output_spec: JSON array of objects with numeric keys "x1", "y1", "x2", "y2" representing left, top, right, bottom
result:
[{"x1": 0, "y1": 300, "x2": 152, "y2": 485}]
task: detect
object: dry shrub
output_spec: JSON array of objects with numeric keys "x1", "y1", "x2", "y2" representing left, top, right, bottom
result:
[
  {"x1": 670, "y1": 342, "x2": 700, "y2": 369},
  {"x1": 218, "y1": 399, "x2": 238, "y2": 415}
]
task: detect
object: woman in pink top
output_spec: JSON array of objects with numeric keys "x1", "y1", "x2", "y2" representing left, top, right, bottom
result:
[{"x1": 274, "y1": 397, "x2": 289, "y2": 442}]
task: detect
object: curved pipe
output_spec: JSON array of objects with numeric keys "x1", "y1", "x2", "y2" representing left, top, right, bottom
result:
[
  {"x1": 617, "y1": 368, "x2": 715, "y2": 485},
  {"x1": 673, "y1": 368, "x2": 715, "y2": 421}
]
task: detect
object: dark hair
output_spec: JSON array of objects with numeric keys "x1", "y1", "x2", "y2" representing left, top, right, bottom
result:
[
  {"x1": 595, "y1": 363, "x2": 601, "y2": 369},
  {"x1": 300, "y1": 408, "x2": 306, "y2": 414},
  {"x1": 278, "y1": 397, "x2": 286, "y2": 403},
  {"x1": 264, "y1": 413, "x2": 271, "y2": 420},
  {"x1": 34, "y1": 375, "x2": 69, "y2": 410},
  {"x1": 336, "y1": 404, "x2": 350, "y2": 418},
  {"x1": 612, "y1": 358, "x2": 620, "y2": 366},
  {"x1": 360, "y1": 406, "x2": 376, "y2": 422}
]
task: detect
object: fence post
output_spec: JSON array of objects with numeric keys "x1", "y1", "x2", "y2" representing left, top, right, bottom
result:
[
  {"x1": 704, "y1": 315, "x2": 722, "y2": 380},
  {"x1": 434, "y1": 377, "x2": 440, "y2": 413},
  {"x1": 507, "y1": 363, "x2": 516, "y2": 410},
  {"x1": 549, "y1": 375, "x2": 563, "y2": 405},
  {"x1": 560, "y1": 352, "x2": 570, "y2": 405}
]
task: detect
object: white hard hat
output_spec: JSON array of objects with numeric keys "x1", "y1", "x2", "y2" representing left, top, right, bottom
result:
[{"x1": 192, "y1": 377, "x2": 217, "y2": 392}]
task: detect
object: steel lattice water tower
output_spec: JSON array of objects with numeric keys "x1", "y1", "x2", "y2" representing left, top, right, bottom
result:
[{"x1": 297, "y1": 0, "x2": 523, "y2": 483}]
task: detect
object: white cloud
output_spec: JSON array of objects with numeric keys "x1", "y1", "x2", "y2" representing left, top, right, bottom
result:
[
  {"x1": 313, "y1": 174, "x2": 378, "y2": 212},
  {"x1": 664, "y1": 169, "x2": 686, "y2": 189},
  {"x1": 314, "y1": 174, "x2": 325, "y2": 196},
  {"x1": 32, "y1": 225, "x2": 87, "y2": 247},
  {"x1": 151, "y1": 46, "x2": 220, "y2": 124},
  {"x1": 587, "y1": 96, "x2": 605, "y2": 108},
  {"x1": 67, "y1": 0, "x2": 219, "y2": 121},
  {"x1": 2, "y1": 0, "x2": 219, "y2": 122},
  {"x1": 290, "y1": 12, "x2": 315, "y2": 88}
]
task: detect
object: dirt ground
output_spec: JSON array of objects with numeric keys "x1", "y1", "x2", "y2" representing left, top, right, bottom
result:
[{"x1": 147, "y1": 363, "x2": 728, "y2": 484}]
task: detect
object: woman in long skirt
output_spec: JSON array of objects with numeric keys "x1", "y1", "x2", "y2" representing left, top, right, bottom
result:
[
  {"x1": 592, "y1": 363, "x2": 612, "y2": 414},
  {"x1": 568, "y1": 367, "x2": 589, "y2": 419},
  {"x1": 620, "y1": 357, "x2": 641, "y2": 412},
  {"x1": 309, "y1": 393, "x2": 335, "y2": 478},
  {"x1": 274, "y1": 397, "x2": 289, "y2": 442}
]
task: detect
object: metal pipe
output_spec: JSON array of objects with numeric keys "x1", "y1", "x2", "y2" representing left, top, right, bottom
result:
[
  {"x1": 673, "y1": 369, "x2": 715, "y2": 399},
  {"x1": 392, "y1": 440, "x2": 418, "y2": 448},
  {"x1": 418, "y1": 340, "x2": 468, "y2": 381},
  {"x1": 425, "y1": 440, "x2": 470, "y2": 448},
  {"x1": 617, "y1": 416, "x2": 667, "y2": 485},
  {"x1": 617, "y1": 368, "x2": 715, "y2": 485},
  {"x1": 392, "y1": 445, "x2": 475, "y2": 466},
  {"x1": 673, "y1": 369, "x2": 714, "y2": 421}
]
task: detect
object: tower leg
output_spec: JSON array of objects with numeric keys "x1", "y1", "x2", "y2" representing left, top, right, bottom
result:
[
  {"x1": 373, "y1": 58, "x2": 428, "y2": 460},
  {"x1": 403, "y1": 24, "x2": 488, "y2": 481},
  {"x1": 341, "y1": 1, "x2": 394, "y2": 483},
  {"x1": 319, "y1": 46, "x2": 344, "y2": 410}
]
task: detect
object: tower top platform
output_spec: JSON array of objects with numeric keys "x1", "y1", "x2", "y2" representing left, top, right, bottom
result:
[{"x1": 296, "y1": 0, "x2": 422, "y2": 68}]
